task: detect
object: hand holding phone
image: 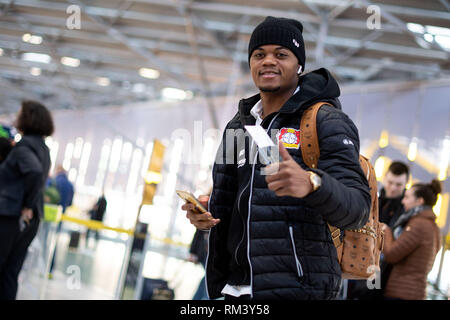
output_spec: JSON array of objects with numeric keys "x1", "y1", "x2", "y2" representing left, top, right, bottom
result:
[
  {"x1": 19, "y1": 216, "x2": 29, "y2": 232},
  {"x1": 176, "y1": 190, "x2": 207, "y2": 213},
  {"x1": 178, "y1": 191, "x2": 220, "y2": 230}
]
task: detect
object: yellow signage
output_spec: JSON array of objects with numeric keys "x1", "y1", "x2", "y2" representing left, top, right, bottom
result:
[
  {"x1": 147, "y1": 140, "x2": 165, "y2": 173},
  {"x1": 141, "y1": 139, "x2": 165, "y2": 205},
  {"x1": 142, "y1": 184, "x2": 156, "y2": 205}
]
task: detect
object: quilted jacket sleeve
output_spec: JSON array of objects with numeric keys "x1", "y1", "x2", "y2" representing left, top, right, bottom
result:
[
  {"x1": 302, "y1": 105, "x2": 371, "y2": 230},
  {"x1": 382, "y1": 220, "x2": 423, "y2": 264}
]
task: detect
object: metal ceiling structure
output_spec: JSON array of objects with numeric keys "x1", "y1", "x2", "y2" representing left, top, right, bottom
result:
[{"x1": 0, "y1": 0, "x2": 449, "y2": 115}]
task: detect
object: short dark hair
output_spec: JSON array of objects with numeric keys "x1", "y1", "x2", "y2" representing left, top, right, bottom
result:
[
  {"x1": 412, "y1": 179, "x2": 442, "y2": 207},
  {"x1": 16, "y1": 100, "x2": 54, "y2": 136},
  {"x1": 387, "y1": 161, "x2": 409, "y2": 178}
]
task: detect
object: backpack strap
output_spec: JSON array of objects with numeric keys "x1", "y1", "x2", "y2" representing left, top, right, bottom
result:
[
  {"x1": 299, "y1": 102, "x2": 329, "y2": 168},
  {"x1": 300, "y1": 101, "x2": 343, "y2": 251}
]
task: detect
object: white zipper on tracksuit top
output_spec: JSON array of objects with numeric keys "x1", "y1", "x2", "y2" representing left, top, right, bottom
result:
[{"x1": 246, "y1": 114, "x2": 279, "y2": 298}]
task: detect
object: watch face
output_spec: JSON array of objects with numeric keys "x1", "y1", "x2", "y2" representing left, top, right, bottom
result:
[
  {"x1": 310, "y1": 172, "x2": 321, "y2": 190},
  {"x1": 313, "y1": 175, "x2": 320, "y2": 184}
]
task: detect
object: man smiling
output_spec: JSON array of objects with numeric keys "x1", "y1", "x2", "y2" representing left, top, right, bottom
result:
[{"x1": 183, "y1": 16, "x2": 371, "y2": 300}]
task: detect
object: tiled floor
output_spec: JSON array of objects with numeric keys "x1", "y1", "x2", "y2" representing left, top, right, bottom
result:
[
  {"x1": 16, "y1": 225, "x2": 204, "y2": 300},
  {"x1": 17, "y1": 269, "x2": 114, "y2": 300},
  {"x1": 15, "y1": 225, "x2": 449, "y2": 300},
  {"x1": 17, "y1": 230, "x2": 123, "y2": 300}
]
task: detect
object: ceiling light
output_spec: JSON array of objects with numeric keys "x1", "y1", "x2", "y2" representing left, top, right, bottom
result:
[
  {"x1": 161, "y1": 87, "x2": 192, "y2": 101},
  {"x1": 426, "y1": 26, "x2": 450, "y2": 37},
  {"x1": 22, "y1": 33, "x2": 43, "y2": 45},
  {"x1": 132, "y1": 83, "x2": 146, "y2": 93},
  {"x1": 21, "y1": 52, "x2": 51, "y2": 64},
  {"x1": 435, "y1": 35, "x2": 450, "y2": 51},
  {"x1": 407, "y1": 137, "x2": 418, "y2": 162},
  {"x1": 378, "y1": 130, "x2": 389, "y2": 148},
  {"x1": 374, "y1": 156, "x2": 388, "y2": 181},
  {"x1": 22, "y1": 33, "x2": 31, "y2": 42},
  {"x1": 406, "y1": 23, "x2": 425, "y2": 34},
  {"x1": 95, "y1": 77, "x2": 110, "y2": 86},
  {"x1": 139, "y1": 67, "x2": 160, "y2": 79},
  {"x1": 61, "y1": 56, "x2": 80, "y2": 67},
  {"x1": 30, "y1": 67, "x2": 41, "y2": 76},
  {"x1": 424, "y1": 33, "x2": 434, "y2": 43}
]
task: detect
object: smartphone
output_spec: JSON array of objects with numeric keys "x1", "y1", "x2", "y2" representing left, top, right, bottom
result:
[
  {"x1": 176, "y1": 190, "x2": 207, "y2": 213},
  {"x1": 19, "y1": 216, "x2": 29, "y2": 232}
]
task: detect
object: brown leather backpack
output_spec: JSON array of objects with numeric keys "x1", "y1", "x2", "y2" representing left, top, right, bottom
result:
[{"x1": 299, "y1": 101, "x2": 384, "y2": 279}]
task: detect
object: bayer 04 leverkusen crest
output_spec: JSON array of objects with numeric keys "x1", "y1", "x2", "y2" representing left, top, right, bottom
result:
[{"x1": 278, "y1": 127, "x2": 301, "y2": 149}]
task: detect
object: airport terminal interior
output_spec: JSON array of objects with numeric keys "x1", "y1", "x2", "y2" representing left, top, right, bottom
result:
[{"x1": 0, "y1": 0, "x2": 449, "y2": 300}]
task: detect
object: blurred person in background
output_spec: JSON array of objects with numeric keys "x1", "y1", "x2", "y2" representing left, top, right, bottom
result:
[
  {"x1": 0, "y1": 101, "x2": 54, "y2": 300},
  {"x1": 86, "y1": 193, "x2": 107, "y2": 243},
  {"x1": 379, "y1": 161, "x2": 410, "y2": 227},
  {"x1": 0, "y1": 124, "x2": 16, "y2": 163},
  {"x1": 347, "y1": 161, "x2": 410, "y2": 300},
  {"x1": 51, "y1": 166, "x2": 74, "y2": 214},
  {"x1": 0, "y1": 124, "x2": 17, "y2": 144},
  {"x1": 381, "y1": 179, "x2": 442, "y2": 300},
  {"x1": 47, "y1": 165, "x2": 74, "y2": 278}
]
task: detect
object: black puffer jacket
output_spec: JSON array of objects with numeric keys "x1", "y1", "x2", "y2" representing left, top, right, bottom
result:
[
  {"x1": 206, "y1": 68, "x2": 371, "y2": 300},
  {"x1": 0, "y1": 135, "x2": 50, "y2": 218}
]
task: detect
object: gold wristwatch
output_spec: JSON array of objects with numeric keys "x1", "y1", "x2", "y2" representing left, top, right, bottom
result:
[{"x1": 308, "y1": 171, "x2": 321, "y2": 192}]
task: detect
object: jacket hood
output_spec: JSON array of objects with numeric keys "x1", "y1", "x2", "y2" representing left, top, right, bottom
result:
[{"x1": 238, "y1": 68, "x2": 341, "y2": 121}]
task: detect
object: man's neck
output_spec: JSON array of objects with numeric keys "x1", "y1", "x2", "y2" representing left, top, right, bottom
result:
[{"x1": 260, "y1": 86, "x2": 297, "y2": 119}]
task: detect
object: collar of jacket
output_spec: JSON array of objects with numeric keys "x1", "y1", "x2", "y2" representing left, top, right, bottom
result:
[
  {"x1": 414, "y1": 206, "x2": 437, "y2": 221},
  {"x1": 379, "y1": 188, "x2": 404, "y2": 207},
  {"x1": 17, "y1": 134, "x2": 48, "y2": 159},
  {"x1": 238, "y1": 68, "x2": 342, "y2": 126},
  {"x1": 392, "y1": 205, "x2": 436, "y2": 239},
  {"x1": 394, "y1": 205, "x2": 435, "y2": 228}
]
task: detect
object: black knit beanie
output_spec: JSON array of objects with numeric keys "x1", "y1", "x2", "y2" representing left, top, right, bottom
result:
[{"x1": 248, "y1": 16, "x2": 305, "y2": 70}]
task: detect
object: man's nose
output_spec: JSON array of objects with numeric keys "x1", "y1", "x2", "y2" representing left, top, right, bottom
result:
[{"x1": 262, "y1": 54, "x2": 276, "y2": 65}]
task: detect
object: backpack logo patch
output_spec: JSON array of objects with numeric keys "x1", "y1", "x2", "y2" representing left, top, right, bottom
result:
[{"x1": 278, "y1": 128, "x2": 300, "y2": 149}]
